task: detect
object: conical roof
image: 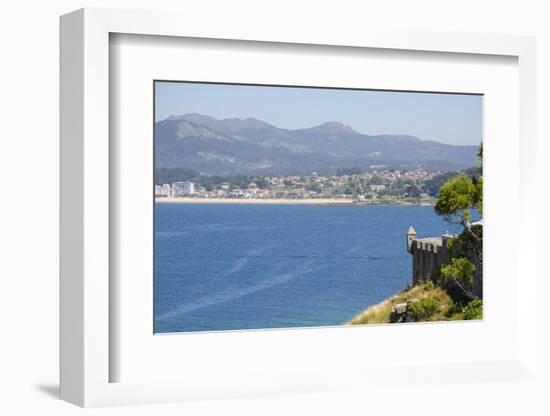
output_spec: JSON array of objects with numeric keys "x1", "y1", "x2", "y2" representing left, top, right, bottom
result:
[{"x1": 407, "y1": 225, "x2": 416, "y2": 235}]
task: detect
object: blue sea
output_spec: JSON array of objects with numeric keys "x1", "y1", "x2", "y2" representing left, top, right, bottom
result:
[{"x1": 154, "y1": 203, "x2": 459, "y2": 333}]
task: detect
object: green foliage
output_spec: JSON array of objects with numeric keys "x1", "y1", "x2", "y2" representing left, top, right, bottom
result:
[
  {"x1": 306, "y1": 183, "x2": 322, "y2": 193},
  {"x1": 445, "y1": 302, "x2": 464, "y2": 318},
  {"x1": 434, "y1": 174, "x2": 477, "y2": 222},
  {"x1": 155, "y1": 170, "x2": 276, "y2": 190},
  {"x1": 368, "y1": 175, "x2": 383, "y2": 185},
  {"x1": 445, "y1": 235, "x2": 458, "y2": 251},
  {"x1": 434, "y1": 142, "x2": 483, "y2": 301},
  {"x1": 440, "y1": 257, "x2": 476, "y2": 286},
  {"x1": 473, "y1": 176, "x2": 483, "y2": 214},
  {"x1": 407, "y1": 295, "x2": 440, "y2": 321},
  {"x1": 424, "y1": 171, "x2": 460, "y2": 197},
  {"x1": 434, "y1": 142, "x2": 483, "y2": 224},
  {"x1": 442, "y1": 298, "x2": 483, "y2": 320},
  {"x1": 463, "y1": 300, "x2": 483, "y2": 320},
  {"x1": 406, "y1": 184, "x2": 422, "y2": 198},
  {"x1": 342, "y1": 182, "x2": 362, "y2": 196},
  {"x1": 421, "y1": 279, "x2": 435, "y2": 291},
  {"x1": 446, "y1": 224, "x2": 483, "y2": 264},
  {"x1": 477, "y1": 142, "x2": 483, "y2": 175},
  {"x1": 349, "y1": 284, "x2": 454, "y2": 325}
]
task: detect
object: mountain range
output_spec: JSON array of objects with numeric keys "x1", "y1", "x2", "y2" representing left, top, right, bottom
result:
[{"x1": 155, "y1": 113, "x2": 479, "y2": 176}]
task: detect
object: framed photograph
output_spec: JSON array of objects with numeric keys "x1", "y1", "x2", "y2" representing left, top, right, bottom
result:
[
  {"x1": 152, "y1": 80, "x2": 484, "y2": 335},
  {"x1": 60, "y1": 8, "x2": 538, "y2": 408}
]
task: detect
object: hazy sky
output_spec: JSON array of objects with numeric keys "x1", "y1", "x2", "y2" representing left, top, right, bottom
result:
[{"x1": 155, "y1": 81, "x2": 483, "y2": 146}]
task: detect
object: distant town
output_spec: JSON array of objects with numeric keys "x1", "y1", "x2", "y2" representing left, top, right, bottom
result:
[{"x1": 154, "y1": 168, "x2": 451, "y2": 204}]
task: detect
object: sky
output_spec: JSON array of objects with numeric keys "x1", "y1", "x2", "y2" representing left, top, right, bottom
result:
[{"x1": 155, "y1": 81, "x2": 483, "y2": 146}]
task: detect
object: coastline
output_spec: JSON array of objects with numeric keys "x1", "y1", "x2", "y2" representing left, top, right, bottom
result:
[
  {"x1": 155, "y1": 197, "x2": 354, "y2": 205},
  {"x1": 155, "y1": 197, "x2": 436, "y2": 206}
]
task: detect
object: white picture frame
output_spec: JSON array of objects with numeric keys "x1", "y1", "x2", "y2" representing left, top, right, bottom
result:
[{"x1": 60, "y1": 7, "x2": 538, "y2": 408}]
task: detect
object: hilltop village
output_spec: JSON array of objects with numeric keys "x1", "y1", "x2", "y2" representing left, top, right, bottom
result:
[{"x1": 155, "y1": 168, "x2": 444, "y2": 203}]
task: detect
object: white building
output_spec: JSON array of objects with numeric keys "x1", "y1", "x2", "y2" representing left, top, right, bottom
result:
[
  {"x1": 370, "y1": 184, "x2": 386, "y2": 192},
  {"x1": 155, "y1": 184, "x2": 173, "y2": 197},
  {"x1": 172, "y1": 181, "x2": 195, "y2": 196},
  {"x1": 162, "y1": 183, "x2": 172, "y2": 197}
]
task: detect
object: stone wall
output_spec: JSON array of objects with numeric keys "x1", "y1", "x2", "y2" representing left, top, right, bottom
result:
[
  {"x1": 409, "y1": 236, "x2": 450, "y2": 285},
  {"x1": 407, "y1": 226, "x2": 482, "y2": 299}
]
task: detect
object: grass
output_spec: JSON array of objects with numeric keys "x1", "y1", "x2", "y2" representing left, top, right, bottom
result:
[{"x1": 347, "y1": 280, "x2": 482, "y2": 325}]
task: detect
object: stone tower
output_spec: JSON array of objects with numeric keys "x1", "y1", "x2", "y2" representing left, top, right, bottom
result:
[{"x1": 407, "y1": 225, "x2": 416, "y2": 253}]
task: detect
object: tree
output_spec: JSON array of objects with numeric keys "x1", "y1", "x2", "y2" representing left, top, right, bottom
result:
[
  {"x1": 406, "y1": 183, "x2": 422, "y2": 198},
  {"x1": 424, "y1": 171, "x2": 460, "y2": 197},
  {"x1": 368, "y1": 175, "x2": 383, "y2": 185},
  {"x1": 435, "y1": 142, "x2": 483, "y2": 245},
  {"x1": 435, "y1": 174, "x2": 480, "y2": 225},
  {"x1": 477, "y1": 142, "x2": 483, "y2": 175},
  {"x1": 434, "y1": 142, "x2": 483, "y2": 301},
  {"x1": 440, "y1": 257, "x2": 477, "y2": 300},
  {"x1": 306, "y1": 183, "x2": 322, "y2": 193},
  {"x1": 435, "y1": 141, "x2": 483, "y2": 224}
]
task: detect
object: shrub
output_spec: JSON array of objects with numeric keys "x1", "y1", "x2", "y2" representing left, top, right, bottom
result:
[
  {"x1": 444, "y1": 302, "x2": 462, "y2": 318},
  {"x1": 463, "y1": 299, "x2": 483, "y2": 320},
  {"x1": 440, "y1": 257, "x2": 476, "y2": 286},
  {"x1": 407, "y1": 295, "x2": 440, "y2": 321}
]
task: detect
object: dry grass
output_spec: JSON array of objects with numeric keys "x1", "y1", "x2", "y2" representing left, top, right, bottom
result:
[
  {"x1": 346, "y1": 282, "x2": 461, "y2": 325},
  {"x1": 347, "y1": 296, "x2": 395, "y2": 325}
]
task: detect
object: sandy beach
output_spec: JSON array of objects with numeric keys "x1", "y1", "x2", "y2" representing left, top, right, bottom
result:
[
  {"x1": 155, "y1": 197, "x2": 356, "y2": 205},
  {"x1": 155, "y1": 197, "x2": 436, "y2": 206}
]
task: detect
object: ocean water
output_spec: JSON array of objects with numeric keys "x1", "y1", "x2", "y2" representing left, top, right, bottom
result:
[{"x1": 154, "y1": 203, "x2": 460, "y2": 333}]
